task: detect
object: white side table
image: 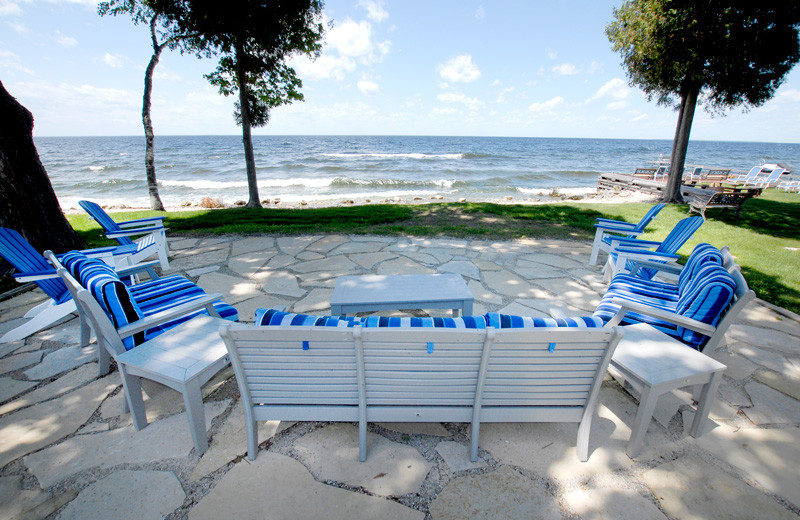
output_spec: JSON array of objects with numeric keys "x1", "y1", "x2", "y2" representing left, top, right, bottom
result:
[
  {"x1": 115, "y1": 315, "x2": 231, "y2": 455},
  {"x1": 608, "y1": 323, "x2": 727, "y2": 458}
]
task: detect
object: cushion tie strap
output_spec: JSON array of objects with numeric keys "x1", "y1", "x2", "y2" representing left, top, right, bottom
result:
[
  {"x1": 549, "y1": 342, "x2": 556, "y2": 353},
  {"x1": 302, "y1": 340, "x2": 310, "y2": 351},
  {"x1": 427, "y1": 342, "x2": 434, "y2": 354}
]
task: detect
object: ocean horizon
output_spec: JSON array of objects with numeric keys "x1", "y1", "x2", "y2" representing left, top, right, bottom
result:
[{"x1": 37, "y1": 135, "x2": 800, "y2": 210}]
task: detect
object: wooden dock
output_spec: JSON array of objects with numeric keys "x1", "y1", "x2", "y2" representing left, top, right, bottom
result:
[{"x1": 597, "y1": 172, "x2": 671, "y2": 196}]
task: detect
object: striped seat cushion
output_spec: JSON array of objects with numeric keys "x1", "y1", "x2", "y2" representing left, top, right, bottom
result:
[
  {"x1": 486, "y1": 313, "x2": 604, "y2": 328},
  {"x1": 675, "y1": 265, "x2": 735, "y2": 346},
  {"x1": 256, "y1": 308, "x2": 363, "y2": 327}
]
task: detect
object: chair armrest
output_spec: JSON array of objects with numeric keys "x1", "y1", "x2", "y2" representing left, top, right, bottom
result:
[
  {"x1": 607, "y1": 298, "x2": 717, "y2": 336},
  {"x1": 117, "y1": 216, "x2": 165, "y2": 228},
  {"x1": 627, "y1": 259, "x2": 684, "y2": 275},
  {"x1": 595, "y1": 218, "x2": 635, "y2": 227},
  {"x1": 14, "y1": 270, "x2": 58, "y2": 282},
  {"x1": 106, "y1": 227, "x2": 165, "y2": 239},
  {"x1": 608, "y1": 237, "x2": 661, "y2": 248},
  {"x1": 117, "y1": 293, "x2": 223, "y2": 338},
  {"x1": 614, "y1": 248, "x2": 680, "y2": 260},
  {"x1": 115, "y1": 260, "x2": 161, "y2": 278},
  {"x1": 594, "y1": 223, "x2": 644, "y2": 235}
]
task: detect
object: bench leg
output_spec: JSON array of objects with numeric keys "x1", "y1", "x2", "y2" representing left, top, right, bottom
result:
[
  {"x1": 626, "y1": 384, "x2": 659, "y2": 458},
  {"x1": 182, "y1": 379, "x2": 209, "y2": 455},
  {"x1": 689, "y1": 372, "x2": 723, "y2": 438},
  {"x1": 246, "y1": 410, "x2": 258, "y2": 461},
  {"x1": 119, "y1": 366, "x2": 148, "y2": 430}
]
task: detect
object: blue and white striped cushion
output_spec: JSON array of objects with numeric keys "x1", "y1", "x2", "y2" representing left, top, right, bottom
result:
[
  {"x1": 361, "y1": 315, "x2": 488, "y2": 328},
  {"x1": 486, "y1": 313, "x2": 604, "y2": 328},
  {"x1": 675, "y1": 265, "x2": 735, "y2": 346},
  {"x1": 255, "y1": 308, "x2": 362, "y2": 327}
]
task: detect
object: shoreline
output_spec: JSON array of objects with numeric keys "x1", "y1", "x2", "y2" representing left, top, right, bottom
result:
[{"x1": 61, "y1": 188, "x2": 660, "y2": 214}]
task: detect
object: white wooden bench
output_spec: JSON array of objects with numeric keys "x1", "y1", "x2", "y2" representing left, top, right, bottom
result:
[{"x1": 219, "y1": 323, "x2": 622, "y2": 462}]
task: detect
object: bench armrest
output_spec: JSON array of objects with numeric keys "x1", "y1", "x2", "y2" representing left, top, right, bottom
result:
[
  {"x1": 106, "y1": 227, "x2": 167, "y2": 239},
  {"x1": 117, "y1": 293, "x2": 223, "y2": 338},
  {"x1": 614, "y1": 248, "x2": 680, "y2": 260},
  {"x1": 117, "y1": 216, "x2": 165, "y2": 228}
]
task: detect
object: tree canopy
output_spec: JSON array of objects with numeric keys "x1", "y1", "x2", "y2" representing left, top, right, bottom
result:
[
  {"x1": 607, "y1": 1, "x2": 800, "y2": 202},
  {"x1": 150, "y1": 0, "x2": 325, "y2": 207}
]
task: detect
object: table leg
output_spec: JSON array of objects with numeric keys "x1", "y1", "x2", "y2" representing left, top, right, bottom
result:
[
  {"x1": 627, "y1": 384, "x2": 660, "y2": 458},
  {"x1": 462, "y1": 300, "x2": 474, "y2": 316},
  {"x1": 689, "y1": 371, "x2": 723, "y2": 438},
  {"x1": 182, "y1": 379, "x2": 209, "y2": 455},
  {"x1": 452, "y1": 308, "x2": 460, "y2": 317}
]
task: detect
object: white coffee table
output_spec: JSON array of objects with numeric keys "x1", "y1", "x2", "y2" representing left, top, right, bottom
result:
[
  {"x1": 608, "y1": 323, "x2": 727, "y2": 458},
  {"x1": 330, "y1": 273, "x2": 474, "y2": 316}
]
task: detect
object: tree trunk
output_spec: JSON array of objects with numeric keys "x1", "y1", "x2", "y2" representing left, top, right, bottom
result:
[
  {"x1": 0, "y1": 80, "x2": 85, "y2": 255},
  {"x1": 664, "y1": 85, "x2": 700, "y2": 204},
  {"x1": 235, "y1": 40, "x2": 262, "y2": 208},
  {"x1": 143, "y1": 16, "x2": 166, "y2": 212}
]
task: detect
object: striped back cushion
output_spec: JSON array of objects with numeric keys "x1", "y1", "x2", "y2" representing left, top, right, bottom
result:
[
  {"x1": 676, "y1": 265, "x2": 735, "y2": 347},
  {"x1": 79, "y1": 200, "x2": 133, "y2": 246},
  {"x1": 677, "y1": 243, "x2": 724, "y2": 293},
  {"x1": 66, "y1": 251, "x2": 145, "y2": 350},
  {"x1": 255, "y1": 308, "x2": 362, "y2": 327},
  {"x1": 486, "y1": 313, "x2": 604, "y2": 328},
  {"x1": 657, "y1": 216, "x2": 704, "y2": 255},
  {"x1": 360, "y1": 315, "x2": 488, "y2": 329}
]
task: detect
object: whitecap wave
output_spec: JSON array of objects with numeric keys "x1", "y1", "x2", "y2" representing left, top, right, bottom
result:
[{"x1": 322, "y1": 153, "x2": 463, "y2": 160}]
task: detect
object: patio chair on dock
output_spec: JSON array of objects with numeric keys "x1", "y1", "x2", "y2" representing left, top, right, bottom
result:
[{"x1": 79, "y1": 200, "x2": 170, "y2": 270}]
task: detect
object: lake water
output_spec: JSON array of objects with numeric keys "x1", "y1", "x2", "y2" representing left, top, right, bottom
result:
[{"x1": 35, "y1": 135, "x2": 800, "y2": 209}]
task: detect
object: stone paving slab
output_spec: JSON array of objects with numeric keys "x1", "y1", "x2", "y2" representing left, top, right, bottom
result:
[
  {"x1": 0, "y1": 474, "x2": 77, "y2": 520},
  {"x1": 429, "y1": 465, "x2": 561, "y2": 520},
  {"x1": 190, "y1": 404, "x2": 292, "y2": 481},
  {"x1": 0, "y1": 363, "x2": 98, "y2": 416},
  {"x1": 0, "y1": 375, "x2": 117, "y2": 469},
  {"x1": 25, "y1": 399, "x2": 229, "y2": 488},
  {"x1": 0, "y1": 350, "x2": 45, "y2": 376},
  {"x1": 742, "y1": 381, "x2": 800, "y2": 425},
  {"x1": 0, "y1": 376, "x2": 37, "y2": 405},
  {"x1": 695, "y1": 423, "x2": 800, "y2": 508},
  {"x1": 563, "y1": 478, "x2": 668, "y2": 520},
  {"x1": 377, "y1": 422, "x2": 451, "y2": 437},
  {"x1": 642, "y1": 457, "x2": 798, "y2": 519},
  {"x1": 23, "y1": 345, "x2": 95, "y2": 380},
  {"x1": 56, "y1": 470, "x2": 185, "y2": 520},
  {"x1": 293, "y1": 423, "x2": 432, "y2": 496},
  {"x1": 197, "y1": 272, "x2": 264, "y2": 305},
  {"x1": 189, "y1": 451, "x2": 424, "y2": 520},
  {"x1": 435, "y1": 441, "x2": 487, "y2": 472},
  {"x1": 0, "y1": 340, "x2": 25, "y2": 359}
]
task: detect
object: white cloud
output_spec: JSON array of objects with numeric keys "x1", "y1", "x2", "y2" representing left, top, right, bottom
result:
[
  {"x1": 431, "y1": 107, "x2": 458, "y2": 116},
  {"x1": 6, "y1": 19, "x2": 28, "y2": 32},
  {"x1": 496, "y1": 87, "x2": 514, "y2": 104},
  {"x1": 590, "y1": 78, "x2": 630, "y2": 102},
  {"x1": 102, "y1": 52, "x2": 125, "y2": 68},
  {"x1": 358, "y1": 0, "x2": 388, "y2": 23},
  {"x1": 552, "y1": 63, "x2": 578, "y2": 76},
  {"x1": 546, "y1": 48, "x2": 558, "y2": 60},
  {"x1": 291, "y1": 54, "x2": 356, "y2": 81},
  {"x1": 438, "y1": 55, "x2": 481, "y2": 83},
  {"x1": 327, "y1": 18, "x2": 389, "y2": 63},
  {"x1": 54, "y1": 31, "x2": 77, "y2": 47},
  {"x1": 529, "y1": 96, "x2": 564, "y2": 113},
  {"x1": 437, "y1": 91, "x2": 482, "y2": 111},
  {"x1": 357, "y1": 80, "x2": 379, "y2": 95},
  {"x1": 586, "y1": 61, "x2": 603, "y2": 74},
  {"x1": 775, "y1": 88, "x2": 800, "y2": 103},
  {"x1": 0, "y1": 1, "x2": 23, "y2": 16},
  {"x1": 475, "y1": 5, "x2": 485, "y2": 19},
  {"x1": 606, "y1": 100, "x2": 628, "y2": 111},
  {"x1": 630, "y1": 113, "x2": 648, "y2": 123},
  {"x1": 0, "y1": 49, "x2": 34, "y2": 75}
]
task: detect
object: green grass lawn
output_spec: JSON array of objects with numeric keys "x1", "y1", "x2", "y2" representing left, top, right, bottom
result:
[{"x1": 57, "y1": 190, "x2": 800, "y2": 315}]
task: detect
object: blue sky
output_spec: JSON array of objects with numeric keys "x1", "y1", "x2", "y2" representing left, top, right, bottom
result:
[{"x1": 2, "y1": 0, "x2": 800, "y2": 141}]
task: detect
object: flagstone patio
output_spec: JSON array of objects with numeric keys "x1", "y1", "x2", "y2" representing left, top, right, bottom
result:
[{"x1": 1, "y1": 233, "x2": 799, "y2": 519}]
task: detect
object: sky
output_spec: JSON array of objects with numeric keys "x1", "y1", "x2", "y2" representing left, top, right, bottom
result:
[{"x1": 2, "y1": 0, "x2": 800, "y2": 142}]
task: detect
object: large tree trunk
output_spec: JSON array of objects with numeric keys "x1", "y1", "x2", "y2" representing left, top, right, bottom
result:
[
  {"x1": 664, "y1": 85, "x2": 700, "y2": 204},
  {"x1": 0, "y1": 80, "x2": 85, "y2": 254},
  {"x1": 235, "y1": 40, "x2": 262, "y2": 208},
  {"x1": 144, "y1": 16, "x2": 166, "y2": 212}
]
